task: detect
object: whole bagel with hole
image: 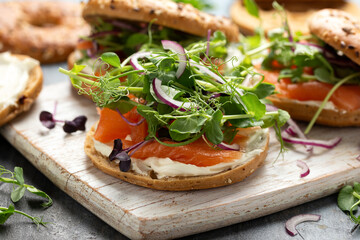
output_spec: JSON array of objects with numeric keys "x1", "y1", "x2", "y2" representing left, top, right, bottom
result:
[{"x1": 0, "y1": 1, "x2": 90, "y2": 63}]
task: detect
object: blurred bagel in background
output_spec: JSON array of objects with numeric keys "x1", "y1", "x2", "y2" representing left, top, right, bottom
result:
[
  {"x1": 230, "y1": 0, "x2": 360, "y2": 35},
  {"x1": 0, "y1": 1, "x2": 90, "y2": 63}
]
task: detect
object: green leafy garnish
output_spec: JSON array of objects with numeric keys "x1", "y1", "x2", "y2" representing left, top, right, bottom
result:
[
  {"x1": 101, "y1": 52, "x2": 121, "y2": 68},
  {"x1": 244, "y1": 0, "x2": 259, "y2": 18},
  {"x1": 0, "y1": 165, "x2": 53, "y2": 208},
  {"x1": 338, "y1": 182, "x2": 360, "y2": 232},
  {"x1": 61, "y1": 31, "x2": 289, "y2": 153},
  {"x1": 0, "y1": 205, "x2": 49, "y2": 227}
]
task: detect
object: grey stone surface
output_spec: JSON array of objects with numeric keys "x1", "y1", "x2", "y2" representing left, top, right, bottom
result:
[{"x1": 1, "y1": 0, "x2": 360, "y2": 239}]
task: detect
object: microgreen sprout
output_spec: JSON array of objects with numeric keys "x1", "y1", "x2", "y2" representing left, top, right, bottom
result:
[
  {"x1": 0, "y1": 165, "x2": 51, "y2": 227},
  {"x1": 0, "y1": 204, "x2": 49, "y2": 227},
  {"x1": 40, "y1": 102, "x2": 87, "y2": 134},
  {"x1": 109, "y1": 139, "x2": 152, "y2": 172},
  {"x1": 0, "y1": 165, "x2": 53, "y2": 207}
]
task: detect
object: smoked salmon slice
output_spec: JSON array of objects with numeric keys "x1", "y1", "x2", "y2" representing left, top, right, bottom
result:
[
  {"x1": 257, "y1": 68, "x2": 360, "y2": 111},
  {"x1": 94, "y1": 108, "x2": 248, "y2": 167}
]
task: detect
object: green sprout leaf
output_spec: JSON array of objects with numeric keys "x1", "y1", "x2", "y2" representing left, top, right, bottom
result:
[
  {"x1": 11, "y1": 186, "x2": 26, "y2": 203},
  {"x1": 338, "y1": 185, "x2": 358, "y2": 212},
  {"x1": 204, "y1": 110, "x2": 224, "y2": 145},
  {"x1": 169, "y1": 116, "x2": 206, "y2": 141},
  {"x1": 244, "y1": 0, "x2": 259, "y2": 18},
  {"x1": 13, "y1": 167, "x2": 24, "y2": 185},
  {"x1": 101, "y1": 52, "x2": 121, "y2": 68},
  {"x1": 0, "y1": 205, "x2": 15, "y2": 224}
]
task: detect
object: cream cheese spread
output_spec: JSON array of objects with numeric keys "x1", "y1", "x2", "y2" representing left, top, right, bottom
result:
[
  {"x1": 93, "y1": 128, "x2": 268, "y2": 179},
  {"x1": 0, "y1": 52, "x2": 39, "y2": 111},
  {"x1": 291, "y1": 99, "x2": 339, "y2": 111}
]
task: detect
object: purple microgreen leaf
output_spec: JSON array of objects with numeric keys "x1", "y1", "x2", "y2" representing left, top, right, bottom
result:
[
  {"x1": 115, "y1": 152, "x2": 131, "y2": 172},
  {"x1": 39, "y1": 111, "x2": 55, "y2": 129},
  {"x1": 72, "y1": 116, "x2": 87, "y2": 131},
  {"x1": 63, "y1": 121, "x2": 78, "y2": 133},
  {"x1": 109, "y1": 139, "x2": 123, "y2": 161}
]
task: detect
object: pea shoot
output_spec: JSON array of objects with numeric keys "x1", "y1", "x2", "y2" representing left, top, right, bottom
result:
[{"x1": 0, "y1": 165, "x2": 52, "y2": 226}]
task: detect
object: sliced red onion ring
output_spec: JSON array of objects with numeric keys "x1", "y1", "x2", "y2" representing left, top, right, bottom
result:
[
  {"x1": 190, "y1": 59, "x2": 225, "y2": 84},
  {"x1": 161, "y1": 40, "x2": 187, "y2": 79},
  {"x1": 152, "y1": 78, "x2": 196, "y2": 111},
  {"x1": 287, "y1": 119, "x2": 313, "y2": 152},
  {"x1": 296, "y1": 160, "x2": 310, "y2": 178},
  {"x1": 282, "y1": 131, "x2": 341, "y2": 149},
  {"x1": 129, "y1": 52, "x2": 152, "y2": 74},
  {"x1": 217, "y1": 142, "x2": 240, "y2": 151},
  {"x1": 116, "y1": 109, "x2": 145, "y2": 126},
  {"x1": 266, "y1": 104, "x2": 313, "y2": 152},
  {"x1": 356, "y1": 155, "x2": 360, "y2": 161},
  {"x1": 285, "y1": 214, "x2": 321, "y2": 236}
]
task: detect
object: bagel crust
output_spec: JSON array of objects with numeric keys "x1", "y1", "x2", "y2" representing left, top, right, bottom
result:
[
  {"x1": 84, "y1": 125, "x2": 269, "y2": 191},
  {"x1": 309, "y1": 9, "x2": 360, "y2": 66},
  {"x1": 268, "y1": 96, "x2": 360, "y2": 127},
  {"x1": 0, "y1": 54, "x2": 43, "y2": 127},
  {"x1": 230, "y1": 0, "x2": 360, "y2": 35},
  {"x1": 82, "y1": 0, "x2": 239, "y2": 42},
  {"x1": 0, "y1": 1, "x2": 90, "y2": 63}
]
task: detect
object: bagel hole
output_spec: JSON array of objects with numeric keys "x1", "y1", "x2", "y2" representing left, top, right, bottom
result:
[{"x1": 28, "y1": 17, "x2": 60, "y2": 28}]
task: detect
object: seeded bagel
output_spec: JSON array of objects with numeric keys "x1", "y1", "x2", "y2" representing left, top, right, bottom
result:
[
  {"x1": 309, "y1": 9, "x2": 360, "y2": 66},
  {"x1": 0, "y1": 1, "x2": 90, "y2": 63},
  {"x1": 82, "y1": 0, "x2": 239, "y2": 42},
  {"x1": 84, "y1": 124, "x2": 269, "y2": 191},
  {"x1": 230, "y1": 0, "x2": 360, "y2": 35},
  {"x1": 0, "y1": 54, "x2": 43, "y2": 127},
  {"x1": 268, "y1": 96, "x2": 360, "y2": 127}
]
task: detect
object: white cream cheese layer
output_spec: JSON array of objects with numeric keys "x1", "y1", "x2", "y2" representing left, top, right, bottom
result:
[
  {"x1": 290, "y1": 99, "x2": 339, "y2": 111},
  {"x1": 0, "y1": 52, "x2": 39, "y2": 111},
  {"x1": 93, "y1": 128, "x2": 268, "y2": 179}
]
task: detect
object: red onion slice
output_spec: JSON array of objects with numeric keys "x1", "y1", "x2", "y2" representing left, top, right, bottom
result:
[
  {"x1": 282, "y1": 131, "x2": 341, "y2": 149},
  {"x1": 217, "y1": 142, "x2": 240, "y2": 151},
  {"x1": 285, "y1": 214, "x2": 321, "y2": 236},
  {"x1": 296, "y1": 160, "x2": 310, "y2": 178},
  {"x1": 357, "y1": 155, "x2": 360, "y2": 161},
  {"x1": 129, "y1": 52, "x2": 152, "y2": 73},
  {"x1": 190, "y1": 59, "x2": 225, "y2": 84},
  {"x1": 161, "y1": 40, "x2": 187, "y2": 79},
  {"x1": 266, "y1": 104, "x2": 313, "y2": 152},
  {"x1": 152, "y1": 78, "x2": 196, "y2": 111}
]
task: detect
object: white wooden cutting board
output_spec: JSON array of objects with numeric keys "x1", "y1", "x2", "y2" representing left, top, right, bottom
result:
[{"x1": 1, "y1": 81, "x2": 360, "y2": 239}]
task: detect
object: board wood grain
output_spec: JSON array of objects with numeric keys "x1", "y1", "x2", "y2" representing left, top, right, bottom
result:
[{"x1": 1, "y1": 81, "x2": 360, "y2": 239}]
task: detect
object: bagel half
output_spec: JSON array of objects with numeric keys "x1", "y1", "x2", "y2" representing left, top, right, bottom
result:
[
  {"x1": 0, "y1": 54, "x2": 43, "y2": 126},
  {"x1": 85, "y1": 124, "x2": 270, "y2": 191},
  {"x1": 263, "y1": 9, "x2": 360, "y2": 127},
  {"x1": 268, "y1": 96, "x2": 360, "y2": 127},
  {"x1": 230, "y1": 0, "x2": 360, "y2": 35},
  {"x1": 0, "y1": 1, "x2": 90, "y2": 63},
  {"x1": 82, "y1": 0, "x2": 239, "y2": 42}
]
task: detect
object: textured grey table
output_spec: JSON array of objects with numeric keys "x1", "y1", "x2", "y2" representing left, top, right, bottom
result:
[{"x1": 1, "y1": 0, "x2": 360, "y2": 239}]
